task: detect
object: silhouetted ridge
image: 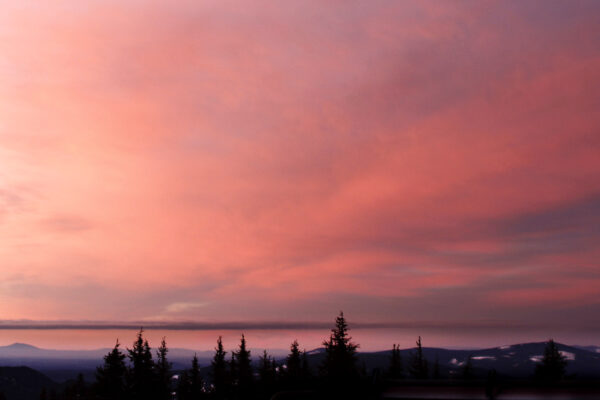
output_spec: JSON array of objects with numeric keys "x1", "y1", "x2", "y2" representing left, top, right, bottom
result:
[{"x1": 2, "y1": 316, "x2": 600, "y2": 400}]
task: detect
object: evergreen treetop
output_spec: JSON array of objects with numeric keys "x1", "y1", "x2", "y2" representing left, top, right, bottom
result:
[{"x1": 536, "y1": 339, "x2": 567, "y2": 382}]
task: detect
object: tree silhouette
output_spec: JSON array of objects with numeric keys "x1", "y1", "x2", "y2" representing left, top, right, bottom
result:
[
  {"x1": 177, "y1": 355, "x2": 204, "y2": 400},
  {"x1": 176, "y1": 370, "x2": 191, "y2": 400},
  {"x1": 408, "y1": 336, "x2": 428, "y2": 379},
  {"x1": 127, "y1": 329, "x2": 156, "y2": 400},
  {"x1": 535, "y1": 339, "x2": 567, "y2": 382},
  {"x1": 301, "y1": 349, "x2": 311, "y2": 382},
  {"x1": 229, "y1": 351, "x2": 237, "y2": 388},
  {"x1": 321, "y1": 311, "x2": 359, "y2": 384},
  {"x1": 286, "y1": 340, "x2": 302, "y2": 385},
  {"x1": 388, "y1": 344, "x2": 402, "y2": 379},
  {"x1": 258, "y1": 349, "x2": 277, "y2": 396},
  {"x1": 190, "y1": 354, "x2": 204, "y2": 398},
  {"x1": 233, "y1": 334, "x2": 253, "y2": 394},
  {"x1": 211, "y1": 336, "x2": 228, "y2": 398},
  {"x1": 155, "y1": 337, "x2": 172, "y2": 400},
  {"x1": 95, "y1": 339, "x2": 127, "y2": 400}
]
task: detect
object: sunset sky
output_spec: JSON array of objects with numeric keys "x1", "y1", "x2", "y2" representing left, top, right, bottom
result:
[{"x1": 1, "y1": 0, "x2": 600, "y2": 345}]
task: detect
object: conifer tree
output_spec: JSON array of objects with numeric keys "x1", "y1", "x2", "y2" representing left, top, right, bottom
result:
[
  {"x1": 127, "y1": 329, "x2": 156, "y2": 400},
  {"x1": 177, "y1": 355, "x2": 204, "y2": 400},
  {"x1": 535, "y1": 339, "x2": 567, "y2": 382},
  {"x1": 95, "y1": 340, "x2": 127, "y2": 400},
  {"x1": 211, "y1": 336, "x2": 228, "y2": 398},
  {"x1": 286, "y1": 340, "x2": 302, "y2": 384},
  {"x1": 233, "y1": 334, "x2": 253, "y2": 393},
  {"x1": 408, "y1": 336, "x2": 428, "y2": 379},
  {"x1": 229, "y1": 351, "x2": 237, "y2": 387},
  {"x1": 190, "y1": 354, "x2": 204, "y2": 398},
  {"x1": 176, "y1": 370, "x2": 191, "y2": 400},
  {"x1": 388, "y1": 344, "x2": 402, "y2": 379},
  {"x1": 155, "y1": 337, "x2": 172, "y2": 400},
  {"x1": 300, "y1": 349, "x2": 311, "y2": 382},
  {"x1": 258, "y1": 349, "x2": 276, "y2": 394},
  {"x1": 321, "y1": 311, "x2": 359, "y2": 383}
]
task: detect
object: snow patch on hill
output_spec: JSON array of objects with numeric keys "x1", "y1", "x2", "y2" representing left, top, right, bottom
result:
[
  {"x1": 472, "y1": 356, "x2": 495, "y2": 360},
  {"x1": 559, "y1": 351, "x2": 576, "y2": 361}
]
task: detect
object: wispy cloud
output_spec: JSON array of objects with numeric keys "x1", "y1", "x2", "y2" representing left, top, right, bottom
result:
[{"x1": 0, "y1": 0, "x2": 599, "y2": 335}]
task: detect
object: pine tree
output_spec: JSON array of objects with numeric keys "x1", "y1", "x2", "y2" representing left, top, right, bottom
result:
[
  {"x1": 211, "y1": 336, "x2": 228, "y2": 398},
  {"x1": 300, "y1": 349, "x2": 311, "y2": 382},
  {"x1": 127, "y1": 329, "x2": 156, "y2": 400},
  {"x1": 155, "y1": 337, "x2": 172, "y2": 400},
  {"x1": 321, "y1": 311, "x2": 359, "y2": 384},
  {"x1": 286, "y1": 340, "x2": 302, "y2": 384},
  {"x1": 258, "y1": 350, "x2": 276, "y2": 395},
  {"x1": 95, "y1": 340, "x2": 127, "y2": 400},
  {"x1": 229, "y1": 351, "x2": 237, "y2": 387},
  {"x1": 408, "y1": 336, "x2": 428, "y2": 379},
  {"x1": 190, "y1": 354, "x2": 204, "y2": 398},
  {"x1": 535, "y1": 339, "x2": 567, "y2": 382},
  {"x1": 233, "y1": 334, "x2": 253, "y2": 394},
  {"x1": 177, "y1": 355, "x2": 204, "y2": 400},
  {"x1": 388, "y1": 344, "x2": 402, "y2": 379},
  {"x1": 176, "y1": 370, "x2": 191, "y2": 400}
]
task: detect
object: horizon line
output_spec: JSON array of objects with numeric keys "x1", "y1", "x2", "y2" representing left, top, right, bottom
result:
[{"x1": 0, "y1": 320, "x2": 598, "y2": 331}]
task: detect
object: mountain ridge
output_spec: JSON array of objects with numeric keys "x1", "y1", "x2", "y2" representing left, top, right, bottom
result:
[{"x1": 1, "y1": 341, "x2": 599, "y2": 382}]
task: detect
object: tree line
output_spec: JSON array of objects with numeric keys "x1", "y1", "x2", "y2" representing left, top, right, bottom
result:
[
  {"x1": 43, "y1": 312, "x2": 569, "y2": 400},
  {"x1": 47, "y1": 312, "x2": 370, "y2": 400}
]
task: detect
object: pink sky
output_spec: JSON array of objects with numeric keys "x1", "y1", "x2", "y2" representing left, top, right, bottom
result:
[{"x1": 1, "y1": 1, "x2": 600, "y2": 344}]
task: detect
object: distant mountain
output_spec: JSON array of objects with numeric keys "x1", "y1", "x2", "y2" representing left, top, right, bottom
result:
[
  {"x1": 0, "y1": 343, "x2": 110, "y2": 359},
  {"x1": 348, "y1": 342, "x2": 600, "y2": 379},
  {"x1": 574, "y1": 345, "x2": 600, "y2": 354},
  {"x1": 289, "y1": 342, "x2": 600, "y2": 380},
  {"x1": 0, "y1": 366, "x2": 58, "y2": 400},
  {"x1": 2, "y1": 341, "x2": 599, "y2": 384}
]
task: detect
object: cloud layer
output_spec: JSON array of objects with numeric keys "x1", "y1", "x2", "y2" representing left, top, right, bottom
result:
[{"x1": 1, "y1": 1, "x2": 599, "y2": 336}]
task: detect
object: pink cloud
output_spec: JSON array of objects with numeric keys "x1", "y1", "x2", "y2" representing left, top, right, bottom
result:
[{"x1": 0, "y1": 0, "x2": 599, "y2": 332}]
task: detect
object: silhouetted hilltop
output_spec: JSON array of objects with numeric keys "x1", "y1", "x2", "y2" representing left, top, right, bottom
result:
[
  {"x1": 0, "y1": 366, "x2": 58, "y2": 400},
  {"x1": 297, "y1": 341, "x2": 600, "y2": 379},
  {"x1": 2, "y1": 340, "x2": 600, "y2": 386}
]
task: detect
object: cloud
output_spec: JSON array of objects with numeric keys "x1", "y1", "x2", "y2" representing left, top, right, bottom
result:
[
  {"x1": 0, "y1": 0, "x2": 599, "y2": 336},
  {"x1": 164, "y1": 302, "x2": 209, "y2": 314}
]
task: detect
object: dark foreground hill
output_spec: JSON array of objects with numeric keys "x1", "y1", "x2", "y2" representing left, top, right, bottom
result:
[{"x1": 0, "y1": 366, "x2": 58, "y2": 400}]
